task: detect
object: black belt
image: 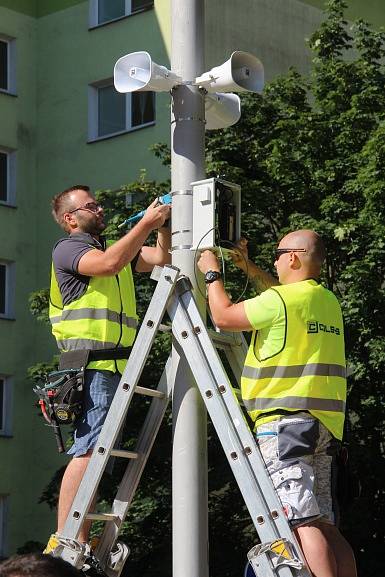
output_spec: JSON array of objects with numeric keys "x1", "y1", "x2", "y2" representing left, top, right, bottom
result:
[{"x1": 88, "y1": 347, "x2": 132, "y2": 361}]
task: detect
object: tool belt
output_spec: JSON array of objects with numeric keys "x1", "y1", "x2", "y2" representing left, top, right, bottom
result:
[
  {"x1": 33, "y1": 348, "x2": 131, "y2": 453},
  {"x1": 33, "y1": 350, "x2": 90, "y2": 429}
]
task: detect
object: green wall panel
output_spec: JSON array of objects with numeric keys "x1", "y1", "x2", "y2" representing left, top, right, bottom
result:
[
  {"x1": 37, "y1": 0, "x2": 85, "y2": 18},
  {"x1": 0, "y1": 0, "x2": 36, "y2": 17},
  {"x1": 0, "y1": 0, "x2": 85, "y2": 18},
  {"x1": 302, "y1": 0, "x2": 385, "y2": 28}
]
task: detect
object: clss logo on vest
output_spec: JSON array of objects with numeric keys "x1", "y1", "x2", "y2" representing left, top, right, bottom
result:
[{"x1": 307, "y1": 320, "x2": 341, "y2": 335}]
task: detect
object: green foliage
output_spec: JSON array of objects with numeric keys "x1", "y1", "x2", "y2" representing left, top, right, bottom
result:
[
  {"x1": 29, "y1": 288, "x2": 50, "y2": 325},
  {"x1": 205, "y1": 2, "x2": 385, "y2": 574},
  {"x1": 28, "y1": 1, "x2": 385, "y2": 575}
]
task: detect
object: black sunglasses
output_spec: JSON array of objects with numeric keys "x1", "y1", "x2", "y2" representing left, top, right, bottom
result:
[
  {"x1": 68, "y1": 202, "x2": 102, "y2": 214},
  {"x1": 275, "y1": 248, "x2": 307, "y2": 261}
]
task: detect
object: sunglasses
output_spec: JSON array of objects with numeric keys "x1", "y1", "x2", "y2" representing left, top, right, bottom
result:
[
  {"x1": 68, "y1": 202, "x2": 102, "y2": 214},
  {"x1": 275, "y1": 248, "x2": 307, "y2": 261}
]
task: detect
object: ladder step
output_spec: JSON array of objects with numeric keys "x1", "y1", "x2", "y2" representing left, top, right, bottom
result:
[
  {"x1": 86, "y1": 513, "x2": 120, "y2": 522},
  {"x1": 208, "y1": 328, "x2": 242, "y2": 349},
  {"x1": 135, "y1": 385, "x2": 166, "y2": 399},
  {"x1": 110, "y1": 449, "x2": 139, "y2": 459}
]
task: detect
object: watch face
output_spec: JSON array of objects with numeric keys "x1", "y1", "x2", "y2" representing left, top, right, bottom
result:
[{"x1": 205, "y1": 270, "x2": 221, "y2": 284}]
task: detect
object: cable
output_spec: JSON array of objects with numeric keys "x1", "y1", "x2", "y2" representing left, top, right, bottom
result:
[
  {"x1": 192, "y1": 227, "x2": 216, "y2": 300},
  {"x1": 192, "y1": 230, "x2": 251, "y2": 303}
]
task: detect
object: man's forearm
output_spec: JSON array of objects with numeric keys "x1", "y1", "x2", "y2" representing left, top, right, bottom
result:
[
  {"x1": 104, "y1": 219, "x2": 154, "y2": 270},
  {"x1": 207, "y1": 280, "x2": 233, "y2": 324},
  {"x1": 246, "y1": 260, "x2": 278, "y2": 292},
  {"x1": 156, "y1": 226, "x2": 171, "y2": 264}
]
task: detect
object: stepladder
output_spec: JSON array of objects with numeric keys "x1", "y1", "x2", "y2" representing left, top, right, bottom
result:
[{"x1": 51, "y1": 265, "x2": 311, "y2": 577}]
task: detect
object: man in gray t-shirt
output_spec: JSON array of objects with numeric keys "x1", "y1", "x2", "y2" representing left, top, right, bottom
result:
[{"x1": 48, "y1": 184, "x2": 170, "y2": 547}]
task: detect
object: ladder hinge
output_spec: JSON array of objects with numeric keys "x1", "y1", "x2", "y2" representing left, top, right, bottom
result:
[{"x1": 175, "y1": 275, "x2": 193, "y2": 296}]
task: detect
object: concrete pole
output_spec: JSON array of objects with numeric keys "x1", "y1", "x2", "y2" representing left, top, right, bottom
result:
[{"x1": 170, "y1": 1, "x2": 208, "y2": 577}]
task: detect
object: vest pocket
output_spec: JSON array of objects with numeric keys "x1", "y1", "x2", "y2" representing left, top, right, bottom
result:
[{"x1": 277, "y1": 418, "x2": 319, "y2": 461}]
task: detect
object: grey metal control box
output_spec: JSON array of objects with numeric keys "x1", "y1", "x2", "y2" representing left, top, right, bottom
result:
[{"x1": 191, "y1": 177, "x2": 241, "y2": 250}]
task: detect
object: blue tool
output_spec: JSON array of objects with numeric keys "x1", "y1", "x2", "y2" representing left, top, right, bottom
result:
[{"x1": 118, "y1": 193, "x2": 172, "y2": 228}]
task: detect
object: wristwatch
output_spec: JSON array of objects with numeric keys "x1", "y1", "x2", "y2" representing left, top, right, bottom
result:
[{"x1": 204, "y1": 270, "x2": 222, "y2": 284}]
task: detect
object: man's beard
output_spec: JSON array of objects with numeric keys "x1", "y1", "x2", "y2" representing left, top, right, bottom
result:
[{"x1": 79, "y1": 215, "x2": 106, "y2": 236}]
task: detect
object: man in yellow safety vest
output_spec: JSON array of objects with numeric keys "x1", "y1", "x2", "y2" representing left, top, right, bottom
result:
[
  {"x1": 198, "y1": 229, "x2": 357, "y2": 577},
  {"x1": 48, "y1": 184, "x2": 170, "y2": 546}
]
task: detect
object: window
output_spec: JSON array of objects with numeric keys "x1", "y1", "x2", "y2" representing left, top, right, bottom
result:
[
  {"x1": 0, "y1": 261, "x2": 15, "y2": 319},
  {"x1": 0, "y1": 35, "x2": 16, "y2": 94},
  {"x1": 89, "y1": 80, "x2": 155, "y2": 140},
  {"x1": 0, "y1": 148, "x2": 16, "y2": 205},
  {"x1": 0, "y1": 495, "x2": 8, "y2": 557},
  {"x1": 0, "y1": 40, "x2": 7, "y2": 91},
  {"x1": 89, "y1": 0, "x2": 153, "y2": 27},
  {"x1": 0, "y1": 375, "x2": 12, "y2": 436}
]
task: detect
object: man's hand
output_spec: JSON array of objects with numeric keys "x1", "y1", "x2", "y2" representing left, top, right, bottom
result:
[
  {"x1": 231, "y1": 237, "x2": 249, "y2": 272},
  {"x1": 197, "y1": 250, "x2": 220, "y2": 274},
  {"x1": 141, "y1": 198, "x2": 171, "y2": 230}
]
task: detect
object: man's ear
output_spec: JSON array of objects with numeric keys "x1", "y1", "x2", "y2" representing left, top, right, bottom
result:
[
  {"x1": 290, "y1": 253, "x2": 301, "y2": 270},
  {"x1": 63, "y1": 212, "x2": 76, "y2": 229}
]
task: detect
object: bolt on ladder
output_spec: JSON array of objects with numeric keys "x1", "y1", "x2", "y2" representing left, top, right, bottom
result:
[{"x1": 51, "y1": 265, "x2": 311, "y2": 577}]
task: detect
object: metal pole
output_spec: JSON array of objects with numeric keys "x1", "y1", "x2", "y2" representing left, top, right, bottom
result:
[{"x1": 171, "y1": 1, "x2": 208, "y2": 577}]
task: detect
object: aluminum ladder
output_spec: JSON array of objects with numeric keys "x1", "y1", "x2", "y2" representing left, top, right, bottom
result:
[{"x1": 52, "y1": 265, "x2": 310, "y2": 577}]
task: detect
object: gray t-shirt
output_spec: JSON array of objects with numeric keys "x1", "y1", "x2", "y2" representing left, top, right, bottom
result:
[
  {"x1": 52, "y1": 232, "x2": 104, "y2": 306},
  {"x1": 52, "y1": 232, "x2": 140, "y2": 306}
]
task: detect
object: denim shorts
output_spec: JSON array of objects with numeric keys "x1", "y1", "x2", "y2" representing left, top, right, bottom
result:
[
  {"x1": 256, "y1": 412, "x2": 339, "y2": 527},
  {"x1": 68, "y1": 369, "x2": 121, "y2": 458}
]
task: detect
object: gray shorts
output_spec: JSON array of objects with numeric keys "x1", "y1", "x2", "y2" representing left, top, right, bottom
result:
[{"x1": 256, "y1": 412, "x2": 339, "y2": 527}]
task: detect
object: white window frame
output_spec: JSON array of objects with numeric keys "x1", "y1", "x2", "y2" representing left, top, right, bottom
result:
[
  {"x1": 0, "y1": 260, "x2": 15, "y2": 320},
  {"x1": 88, "y1": 79, "x2": 155, "y2": 142},
  {"x1": 0, "y1": 375, "x2": 12, "y2": 437},
  {"x1": 0, "y1": 147, "x2": 16, "y2": 206},
  {"x1": 89, "y1": 0, "x2": 153, "y2": 28},
  {"x1": 0, "y1": 34, "x2": 16, "y2": 95},
  {"x1": 0, "y1": 495, "x2": 9, "y2": 557}
]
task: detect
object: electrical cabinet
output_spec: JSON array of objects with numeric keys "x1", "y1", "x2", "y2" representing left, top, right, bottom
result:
[{"x1": 191, "y1": 178, "x2": 241, "y2": 250}]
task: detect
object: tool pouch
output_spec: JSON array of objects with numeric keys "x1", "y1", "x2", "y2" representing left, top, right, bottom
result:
[{"x1": 33, "y1": 350, "x2": 90, "y2": 426}]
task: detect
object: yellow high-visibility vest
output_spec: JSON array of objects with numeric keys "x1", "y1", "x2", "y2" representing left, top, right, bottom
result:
[
  {"x1": 49, "y1": 242, "x2": 138, "y2": 373},
  {"x1": 241, "y1": 280, "x2": 346, "y2": 439}
]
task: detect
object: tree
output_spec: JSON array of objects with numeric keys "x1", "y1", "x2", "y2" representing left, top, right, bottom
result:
[
  {"x1": 205, "y1": 1, "x2": 385, "y2": 575},
  {"x1": 29, "y1": 1, "x2": 385, "y2": 575}
]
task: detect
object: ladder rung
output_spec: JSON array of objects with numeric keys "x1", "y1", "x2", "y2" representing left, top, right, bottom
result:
[
  {"x1": 135, "y1": 385, "x2": 166, "y2": 399},
  {"x1": 208, "y1": 329, "x2": 242, "y2": 349},
  {"x1": 110, "y1": 449, "x2": 139, "y2": 459},
  {"x1": 159, "y1": 323, "x2": 172, "y2": 332},
  {"x1": 86, "y1": 512, "x2": 119, "y2": 522}
]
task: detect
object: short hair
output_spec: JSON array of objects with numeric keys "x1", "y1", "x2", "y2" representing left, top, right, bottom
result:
[
  {"x1": 51, "y1": 185, "x2": 90, "y2": 232},
  {"x1": 0, "y1": 553, "x2": 82, "y2": 577}
]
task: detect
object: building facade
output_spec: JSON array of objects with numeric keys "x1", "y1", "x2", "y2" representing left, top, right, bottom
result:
[{"x1": 0, "y1": 0, "x2": 383, "y2": 556}]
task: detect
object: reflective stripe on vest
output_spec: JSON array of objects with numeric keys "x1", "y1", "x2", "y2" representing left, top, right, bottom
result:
[
  {"x1": 242, "y1": 396, "x2": 346, "y2": 413},
  {"x1": 242, "y1": 362, "x2": 346, "y2": 380},
  {"x1": 241, "y1": 280, "x2": 347, "y2": 439},
  {"x1": 55, "y1": 338, "x2": 119, "y2": 351},
  {"x1": 50, "y1": 307, "x2": 138, "y2": 329}
]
